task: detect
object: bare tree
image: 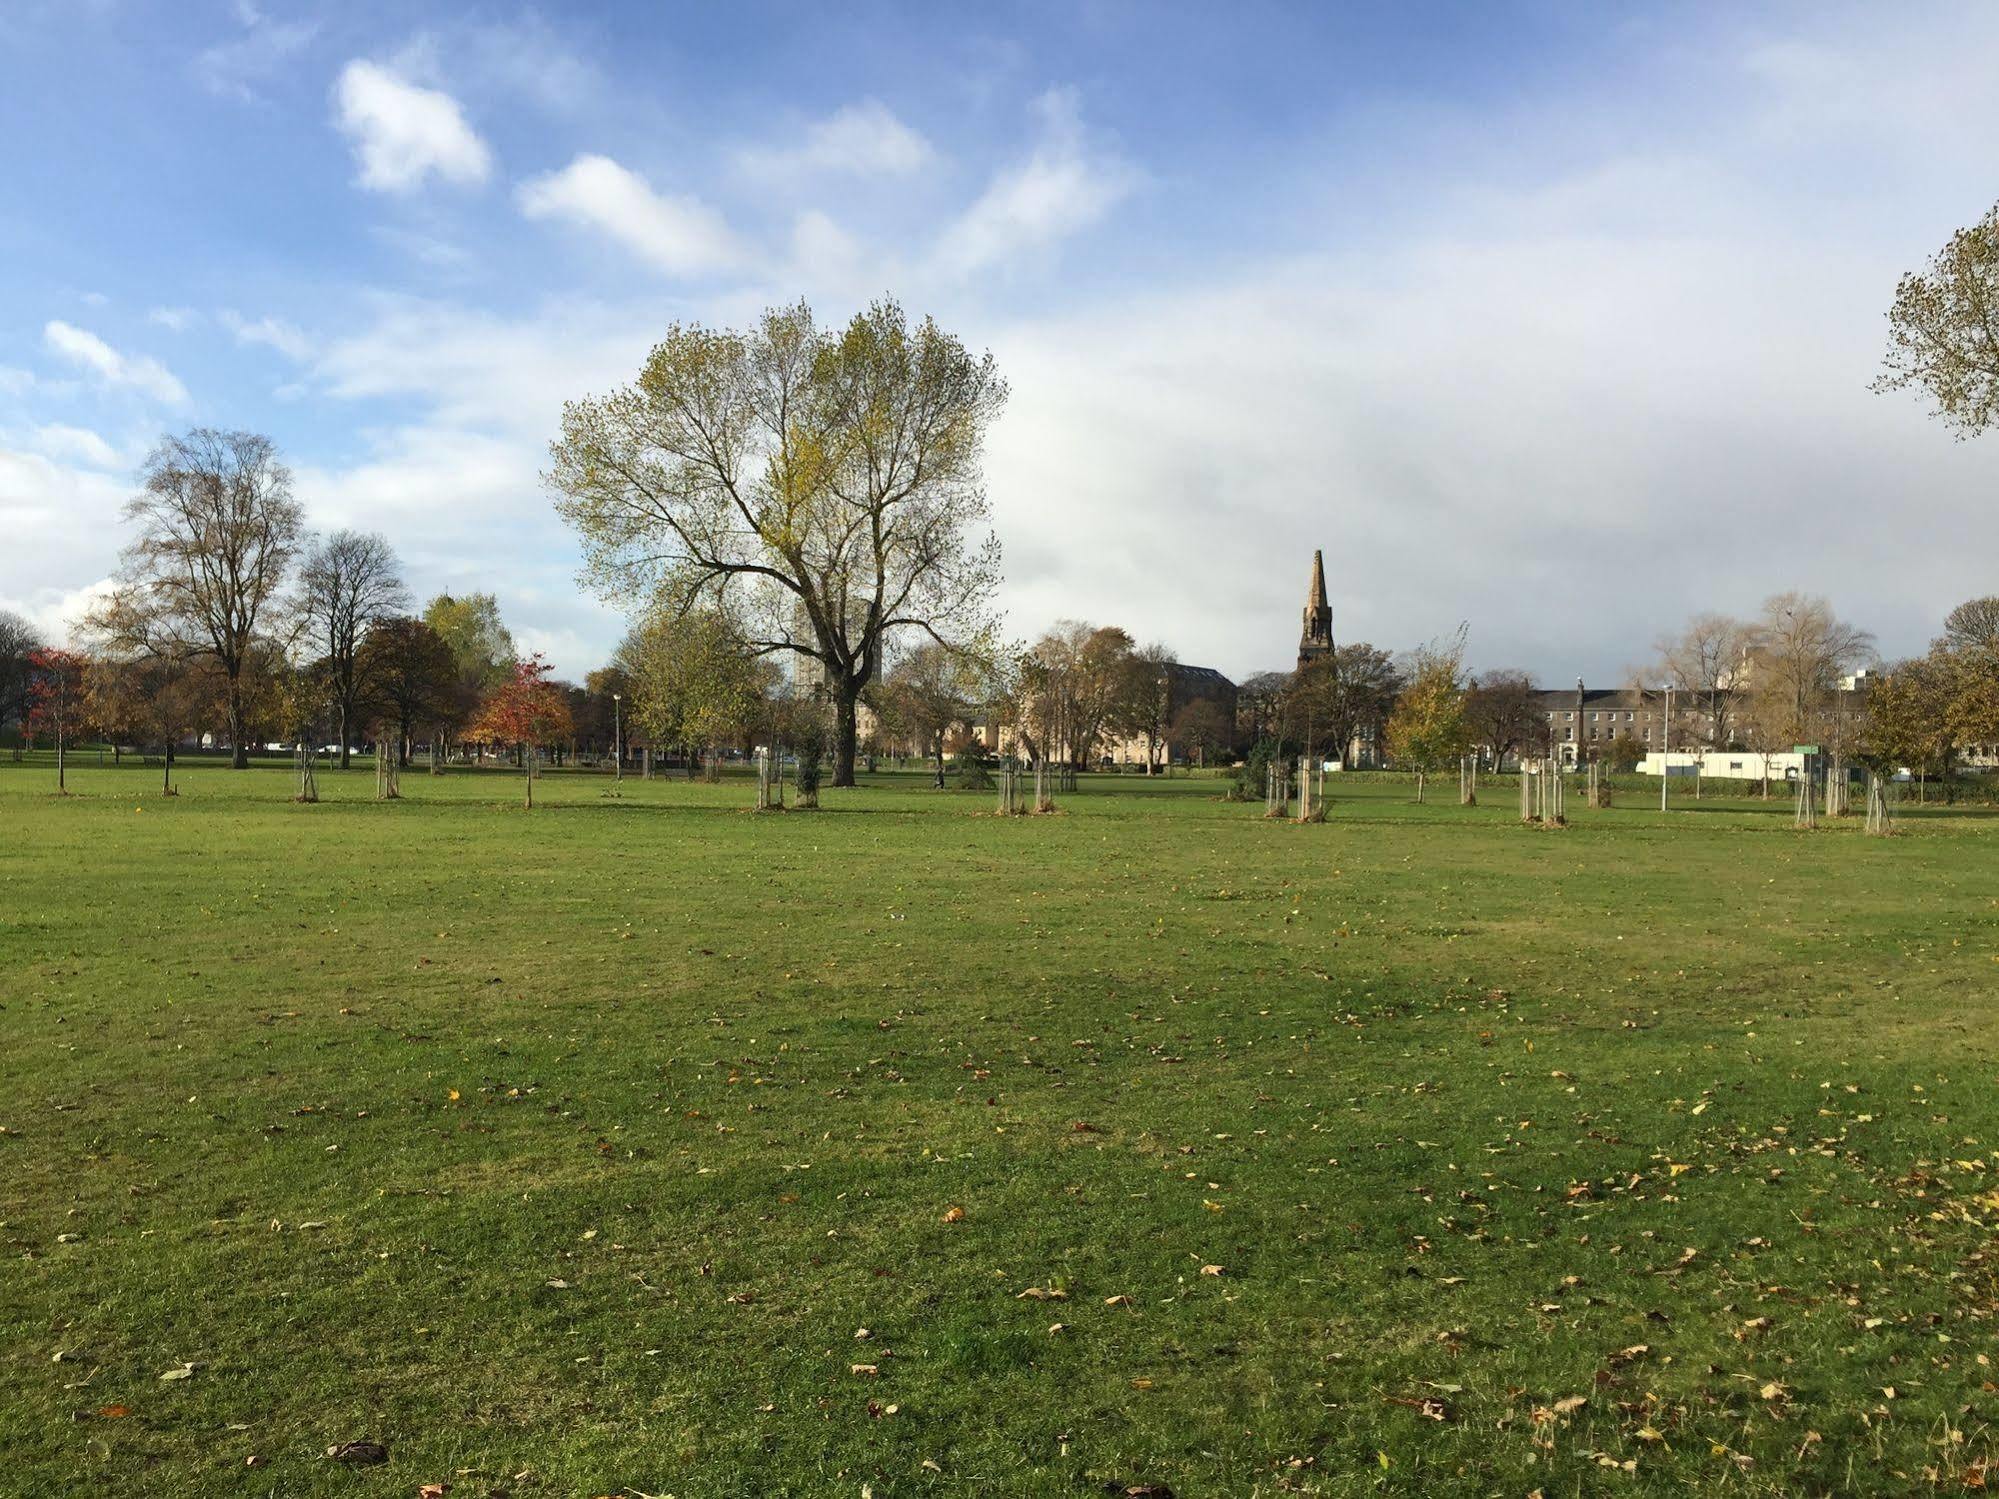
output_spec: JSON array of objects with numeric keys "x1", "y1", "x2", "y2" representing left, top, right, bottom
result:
[
  {"x1": 1875, "y1": 201, "x2": 1999, "y2": 438},
  {"x1": 96, "y1": 429, "x2": 304, "y2": 768},
  {"x1": 1743, "y1": 593, "x2": 1875, "y2": 748},
  {"x1": 1013, "y1": 622, "x2": 1139, "y2": 768},
  {"x1": 875, "y1": 642, "x2": 981, "y2": 785},
  {"x1": 1656, "y1": 611, "x2": 1746, "y2": 749},
  {"x1": 1284, "y1": 643, "x2": 1401, "y2": 767},
  {"x1": 549, "y1": 300, "x2": 1005, "y2": 787},
  {"x1": 1234, "y1": 670, "x2": 1289, "y2": 748},
  {"x1": 1463, "y1": 669, "x2": 1538, "y2": 769},
  {"x1": 1169, "y1": 696, "x2": 1231, "y2": 767},
  {"x1": 1119, "y1": 642, "x2": 1175, "y2": 773},
  {"x1": 1941, "y1": 596, "x2": 1999, "y2": 654},
  {"x1": 299, "y1": 530, "x2": 408, "y2": 768}
]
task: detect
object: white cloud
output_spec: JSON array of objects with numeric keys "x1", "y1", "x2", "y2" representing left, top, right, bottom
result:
[
  {"x1": 30, "y1": 424, "x2": 124, "y2": 469},
  {"x1": 193, "y1": 8, "x2": 317, "y2": 102},
  {"x1": 0, "y1": 445, "x2": 128, "y2": 645},
  {"x1": 0, "y1": 367, "x2": 35, "y2": 395},
  {"x1": 41, "y1": 321, "x2": 188, "y2": 405},
  {"x1": 147, "y1": 306, "x2": 199, "y2": 332},
  {"x1": 220, "y1": 310, "x2": 314, "y2": 361},
  {"x1": 333, "y1": 60, "x2": 493, "y2": 193},
  {"x1": 787, "y1": 210, "x2": 879, "y2": 295},
  {"x1": 517, "y1": 154, "x2": 743, "y2": 276},
  {"x1": 738, "y1": 100, "x2": 936, "y2": 180},
  {"x1": 933, "y1": 88, "x2": 1138, "y2": 279}
]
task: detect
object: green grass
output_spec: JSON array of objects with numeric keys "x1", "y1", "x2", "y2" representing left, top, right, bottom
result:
[{"x1": 2, "y1": 756, "x2": 1996, "y2": 1496}]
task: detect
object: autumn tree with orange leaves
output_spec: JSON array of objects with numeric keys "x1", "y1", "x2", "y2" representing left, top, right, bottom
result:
[{"x1": 469, "y1": 655, "x2": 574, "y2": 808}]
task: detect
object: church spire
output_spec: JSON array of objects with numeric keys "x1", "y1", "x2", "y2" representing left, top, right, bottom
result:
[{"x1": 1298, "y1": 548, "x2": 1334, "y2": 671}]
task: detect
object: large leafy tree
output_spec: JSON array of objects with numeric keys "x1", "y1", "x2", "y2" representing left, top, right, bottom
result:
[
  {"x1": 423, "y1": 592, "x2": 515, "y2": 761},
  {"x1": 548, "y1": 299, "x2": 1006, "y2": 787},
  {"x1": 1859, "y1": 656, "x2": 1954, "y2": 784},
  {"x1": 0, "y1": 609, "x2": 43, "y2": 759},
  {"x1": 298, "y1": 530, "x2": 407, "y2": 767},
  {"x1": 615, "y1": 605, "x2": 773, "y2": 779},
  {"x1": 94, "y1": 429, "x2": 304, "y2": 768},
  {"x1": 358, "y1": 617, "x2": 458, "y2": 768},
  {"x1": 1875, "y1": 201, "x2": 1999, "y2": 437}
]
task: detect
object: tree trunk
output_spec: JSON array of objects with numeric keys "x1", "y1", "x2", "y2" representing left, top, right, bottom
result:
[
  {"x1": 832, "y1": 685, "x2": 859, "y2": 788},
  {"x1": 56, "y1": 735, "x2": 65, "y2": 792},
  {"x1": 338, "y1": 702, "x2": 352, "y2": 769},
  {"x1": 227, "y1": 676, "x2": 249, "y2": 769},
  {"x1": 163, "y1": 742, "x2": 173, "y2": 795}
]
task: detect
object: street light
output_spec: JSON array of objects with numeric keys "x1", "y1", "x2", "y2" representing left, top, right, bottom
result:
[
  {"x1": 1660, "y1": 682, "x2": 1673, "y2": 812},
  {"x1": 612, "y1": 692, "x2": 623, "y2": 784}
]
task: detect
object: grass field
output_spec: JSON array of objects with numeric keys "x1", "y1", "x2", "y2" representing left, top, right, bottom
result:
[{"x1": 2, "y1": 757, "x2": 1996, "y2": 1497}]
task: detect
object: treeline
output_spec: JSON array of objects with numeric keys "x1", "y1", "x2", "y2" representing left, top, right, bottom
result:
[{"x1": 0, "y1": 428, "x2": 636, "y2": 790}]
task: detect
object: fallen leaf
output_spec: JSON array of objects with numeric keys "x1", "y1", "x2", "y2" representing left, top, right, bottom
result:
[
  {"x1": 158, "y1": 1363, "x2": 197, "y2": 1382},
  {"x1": 1552, "y1": 1395, "x2": 1588, "y2": 1415},
  {"x1": 941, "y1": 1206, "x2": 965, "y2": 1224},
  {"x1": 326, "y1": 1441, "x2": 389, "y2": 1466}
]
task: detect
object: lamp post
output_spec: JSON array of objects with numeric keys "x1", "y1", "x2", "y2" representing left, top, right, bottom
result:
[
  {"x1": 1660, "y1": 683, "x2": 1673, "y2": 811},
  {"x1": 612, "y1": 692, "x2": 623, "y2": 785}
]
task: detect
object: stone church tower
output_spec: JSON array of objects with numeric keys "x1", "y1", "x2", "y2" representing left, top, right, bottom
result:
[{"x1": 1297, "y1": 548, "x2": 1334, "y2": 671}]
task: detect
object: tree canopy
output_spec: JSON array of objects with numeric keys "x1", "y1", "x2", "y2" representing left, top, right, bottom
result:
[
  {"x1": 93, "y1": 428, "x2": 304, "y2": 768},
  {"x1": 1876, "y1": 200, "x2": 1999, "y2": 438},
  {"x1": 548, "y1": 298, "x2": 1006, "y2": 786}
]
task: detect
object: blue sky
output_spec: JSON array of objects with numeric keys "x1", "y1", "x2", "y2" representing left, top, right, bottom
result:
[{"x1": 4, "y1": 1, "x2": 1997, "y2": 681}]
